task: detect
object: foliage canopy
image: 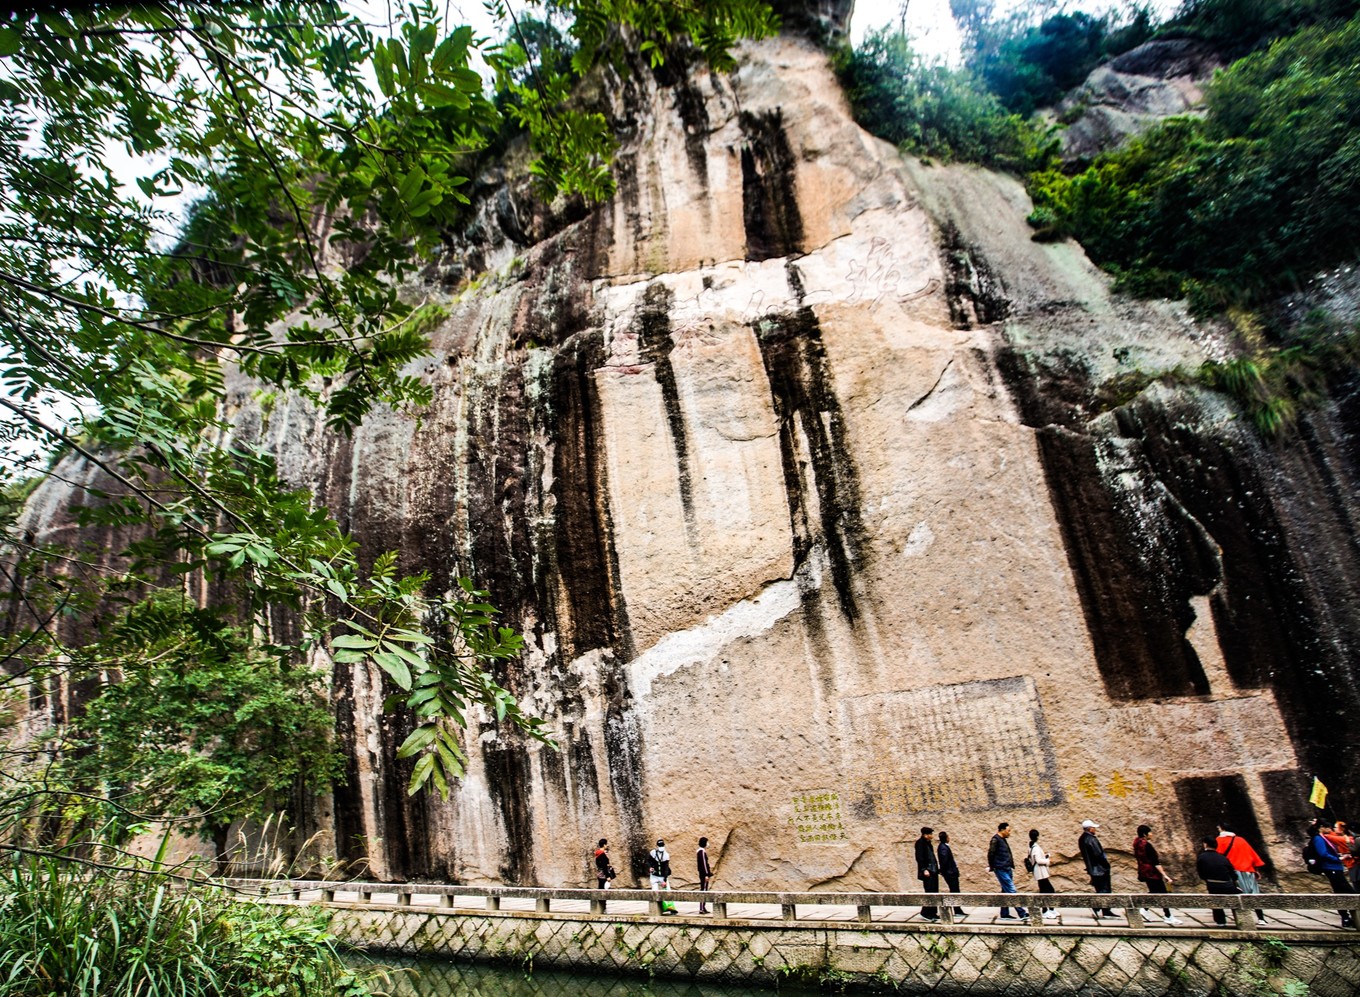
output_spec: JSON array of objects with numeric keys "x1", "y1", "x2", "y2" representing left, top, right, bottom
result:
[{"x1": 0, "y1": 0, "x2": 775, "y2": 844}]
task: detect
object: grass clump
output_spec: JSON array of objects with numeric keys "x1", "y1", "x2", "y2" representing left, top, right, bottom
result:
[{"x1": 0, "y1": 848, "x2": 371, "y2": 997}]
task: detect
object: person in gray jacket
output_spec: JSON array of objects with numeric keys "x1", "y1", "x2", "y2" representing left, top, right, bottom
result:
[{"x1": 1078, "y1": 820, "x2": 1117, "y2": 918}]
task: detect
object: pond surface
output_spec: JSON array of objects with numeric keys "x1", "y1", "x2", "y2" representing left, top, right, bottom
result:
[{"x1": 366, "y1": 957, "x2": 808, "y2": 996}]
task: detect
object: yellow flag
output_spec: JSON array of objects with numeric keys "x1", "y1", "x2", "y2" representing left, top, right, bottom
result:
[{"x1": 1309, "y1": 777, "x2": 1328, "y2": 809}]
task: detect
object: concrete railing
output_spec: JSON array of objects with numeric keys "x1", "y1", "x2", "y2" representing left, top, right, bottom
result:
[{"x1": 223, "y1": 878, "x2": 1360, "y2": 933}]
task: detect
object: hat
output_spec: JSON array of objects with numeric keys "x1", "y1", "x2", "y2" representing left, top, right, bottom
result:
[
  {"x1": 1082, "y1": 819, "x2": 1099, "y2": 829},
  {"x1": 657, "y1": 839, "x2": 665, "y2": 846}
]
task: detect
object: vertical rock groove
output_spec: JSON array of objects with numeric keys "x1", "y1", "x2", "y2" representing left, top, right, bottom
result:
[
  {"x1": 754, "y1": 306, "x2": 865, "y2": 619},
  {"x1": 636, "y1": 282, "x2": 698, "y2": 540},
  {"x1": 739, "y1": 110, "x2": 805, "y2": 262}
]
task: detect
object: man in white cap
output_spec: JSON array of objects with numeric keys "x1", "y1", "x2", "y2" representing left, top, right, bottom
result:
[{"x1": 1078, "y1": 819, "x2": 1117, "y2": 918}]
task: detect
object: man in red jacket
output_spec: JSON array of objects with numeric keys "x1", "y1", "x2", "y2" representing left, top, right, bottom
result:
[{"x1": 1217, "y1": 823, "x2": 1267, "y2": 925}]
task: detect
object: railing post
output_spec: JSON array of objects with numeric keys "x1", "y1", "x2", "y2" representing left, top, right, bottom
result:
[
  {"x1": 1028, "y1": 905, "x2": 1044, "y2": 926},
  {"x1": 1233, "y1": 904, "x2": 1252, "y2": 930},
  {"x1": 711, "y1": 902, "x2": 727, "y2": 919},
  {"x1": 358, "y1": 891, "x2": 371, "y2": 905},
  {"x1": 439, "y1": 894, "x2": 454, "y2": 908},
  {"x1": 487, "y1": 896, "x2": 501, "y2": 912},
  {"x1": 535, "y1": 897, "x2": 550, "y2": 913},
  {"x1": 320, "y1": 889, "x2": 335, "y2": 903},
  {"x1": 398, "y1": 891, "x2": 412, "y2": 907},
  {"x1": 590, "y1": 895, "x2": 606, "y2": 914},
  {"x1": 649, "y1": 897, "x2": 663, "y2": 916},
  {"x1": 939, "y1": 905, "x2": 953, "y2": 925},
  {"x1": 857, "y1": 904, "x2": 872, "y2": 923},
  {"x1": 781, "y1": 902, "x2": 797, "y2": 922},
  {"x1": 1126, "y1": 906, "x2": 1144, "y2": 928}
]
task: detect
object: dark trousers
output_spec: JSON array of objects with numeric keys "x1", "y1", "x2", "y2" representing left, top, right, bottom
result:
[
  {"x1": 698, "y1": 875, "x2": 711, "y2": 912},
  {"x1": 1324, "y1": 869, "x2": 1355, "y2": 925},
  {"x1": 1206, "y1": 880, "x2": 1236, "y2": 924},
  {"x1": 942, "y1": 872, "x2": 964, "y2": 912},
  {"x1": 920, "y1": 872, "x2": 939, "y2": 919},
  {"x1": 1037, "y1": 877, "x2": 1055, "y2": 912},
  {"x1": 596, "y1": 878, "x2": 608, "y2": 889},
  {"x1": 1145, "y1": 877, "x2": 1171, "y2": 918},
  {"x1": 1090, "y1": 873, "x2": 1115, "y2": 915}
]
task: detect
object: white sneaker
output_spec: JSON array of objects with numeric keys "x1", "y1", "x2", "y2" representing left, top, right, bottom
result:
[
  {"x1": 1163, "y1": 916, "x2": 1183, "y2": 925},
  {"x1": 1042, "y1": 910, "x2": 1059, "y2": 919},
  {"x1": 1140, "y1": 909, "x2": 1155, "y2": 919}
]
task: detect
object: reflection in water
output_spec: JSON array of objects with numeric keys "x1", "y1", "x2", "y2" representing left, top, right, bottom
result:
[{"x1": 366, "y1": 957, "x2": 802, "y2": 996}]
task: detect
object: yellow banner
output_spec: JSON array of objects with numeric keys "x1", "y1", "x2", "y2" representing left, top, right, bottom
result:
[{"x1": 1309, "y1": 777, "x2": 1328, "y2": 810}]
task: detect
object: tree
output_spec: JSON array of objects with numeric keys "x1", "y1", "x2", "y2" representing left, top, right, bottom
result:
[{"x1": 0, "y1": 0, "x2": 776, "y2": 843}]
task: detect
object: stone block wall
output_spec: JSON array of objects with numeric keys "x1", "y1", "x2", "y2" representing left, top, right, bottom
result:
[{"x1": 329, "y1": 908, "x2": 1360, "y2": 995}]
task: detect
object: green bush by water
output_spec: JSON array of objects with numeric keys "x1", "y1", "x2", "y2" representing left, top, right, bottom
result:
[{"x1": 0, "y1": 849, "x2": 370, "y2": 997}]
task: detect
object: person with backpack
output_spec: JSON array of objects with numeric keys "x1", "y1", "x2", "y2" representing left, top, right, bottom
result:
[
  {"x1": 1134, "y1": 824, "x2": 1182, "y2": 925},
  {"x1": 593, "y1": 838, "x2": 615, "y2": 889},
  {"x1": 1196, "y1": 837, "x2": 1238, "y2": 926},
  {"x1": 1322, "y1": 820, "x2": 1357, "y2": 889},
  {"x1": 1309, "y1": 820, "x2": 1355, "y2": 928},
  {"x1": 1027, "y1": 829, "x2": 1057, "y2": 919},
  {"x1": 648, "y1": 839, "x2": 677, "y2": 915},
  {"x1": 1216, "y1": 823, "x2": 1266, "y2": 925}
]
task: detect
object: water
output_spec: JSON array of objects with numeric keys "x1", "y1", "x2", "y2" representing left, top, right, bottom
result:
[{"x1": 364, "y1": 957, "x2": 806, "y2": 996}]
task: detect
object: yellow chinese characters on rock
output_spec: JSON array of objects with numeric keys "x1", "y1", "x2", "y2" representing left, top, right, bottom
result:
[{"x1": 790, "y1": 790, "x2": 850, "y2": 844}]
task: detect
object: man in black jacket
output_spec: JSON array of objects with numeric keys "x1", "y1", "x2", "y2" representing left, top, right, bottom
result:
[
  {"x1": 1079, "y1": 820, "x2": 1117, "y2": 918},
  {"x1": 1196, "y1": 837, "x2": 1239, "y2": 926},
  {"x1": 987, "y1": 822, "x2": 1028, "y2": 920},
  {"x1": 915, "y1": 827, "x2": 940, "y2": 922}
]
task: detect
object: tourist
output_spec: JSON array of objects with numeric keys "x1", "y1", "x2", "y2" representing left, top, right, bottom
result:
[
  {"x1": 1134, "y1": 824, "x2": 1182, "y2": 925},
  {"x1": 1196, "y1": 837, "x2": 1238, "y2": 926},
  {"x1": 1027, "y1": 829, "x2": 1058, "y2": 919},
  {"x1": 937, "y1": 831, "x2": 965, "y2": 916},
  {"x1": 1310, "y1": 820, "x2": 1355, "y2": 928},
  {"x1": 696, "y1": 836, "x2": 714, "y2": 914},
  {"x1": 987, "y1": 822, "x2": 1028, "y2": 920},
  {"x1": 594, "y1": 838, "x2": 614, "y2": 889},
  {"x1": 1078, "y1": 820, "x2": 1116, "y2": 918},
  {"x1": 1216, "y1": 823, "x2": 1266, "y2": 925},
  {"x1": 915, "y1": 826, "x2": 940, "y2": 922},
  {"x1": 1322, "y1": 820, "x2": 1357, "y2": 891},
  {"x1": 648, "y1": 839, "x2": 677, "y2": 915}
]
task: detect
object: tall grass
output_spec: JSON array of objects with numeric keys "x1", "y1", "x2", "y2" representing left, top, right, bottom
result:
[{"x1": 0, "y1": 848, "x2": 371, "y2": 997}]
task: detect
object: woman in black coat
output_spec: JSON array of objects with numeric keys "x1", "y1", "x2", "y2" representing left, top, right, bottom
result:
[{"x1": 937, "y1": 831, "x2": 965, "y2": 916}]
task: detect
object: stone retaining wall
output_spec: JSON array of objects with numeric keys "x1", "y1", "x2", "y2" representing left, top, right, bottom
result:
[{"x1": 328, "y1": 907, "x2": 1360, "y2": 995}]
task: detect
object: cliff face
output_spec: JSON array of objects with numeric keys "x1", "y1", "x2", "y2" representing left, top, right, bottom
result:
[{"x1": 22, "y1": 15, "x2": 1360, "y2": 890}]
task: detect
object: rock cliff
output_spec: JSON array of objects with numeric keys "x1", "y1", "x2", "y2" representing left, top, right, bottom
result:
[{"x1": 20, "y1": 6, "x2": 1360, "y2": 890}]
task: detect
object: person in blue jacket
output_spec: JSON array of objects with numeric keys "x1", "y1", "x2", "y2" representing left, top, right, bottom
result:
[{"x1": 1311, "y1": 820, "x2": 1356, "y2": 928}]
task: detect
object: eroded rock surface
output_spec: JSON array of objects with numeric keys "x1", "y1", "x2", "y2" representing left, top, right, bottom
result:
[{"x1": 20, "y1": 24, "x2": 1360, "y2": 893}]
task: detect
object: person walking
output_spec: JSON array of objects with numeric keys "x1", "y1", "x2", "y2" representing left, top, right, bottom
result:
[
  {"x1": 1323, "y1": 820, "x2": 1358, "y2": 892},
  {"x1": 1134, "y1": 824, "x2": 1182, "y2": 925},
  {"x1": 1196, "y1": 837, "x2": 1239, "y2": 926},
  {"x1": 937, "y1": 831, "x2": 965, "y2": 917},
  {"x1": 1216, "y1": 823, "x2": 1266, "y2": 925},
  {"x1": 1028, "y1": 829, "x2": 1058, "y2": 919},
  {"x1": 987, "y1": 822, "x2": 1028, "y2": 920},
  {"x1": 648, "y1": 839, "x2": 677, "y2": 915},
  {"x1": 1310, "y1": 820, "x2": 1355, "y2": 929},
  {"x1": 1078, "y1": 820, "x2": 1117, "y2": 918},
  {"x1": 696, "y1": 836, "x2": 714, "y2": 914},
  {"x1": 594, "y1": 838, "x2": 614, "y2": 889},
  {"x1": 915, "y1": 827, "x2": 940, "y2": 922}
]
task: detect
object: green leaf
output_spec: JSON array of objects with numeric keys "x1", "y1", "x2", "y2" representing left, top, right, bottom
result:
[
  {"x1": 0, "y1": 27, "x2": 20, "y2": 56},
  {"x1": 330, "y1": 634, "x2": 376, "y2": 649},
  {"x1": 373, "y1": 651, "x2": 412, "y2": 690},
  {"x1": 397, "y1": 723, "x2": 437, "y2": 759}
]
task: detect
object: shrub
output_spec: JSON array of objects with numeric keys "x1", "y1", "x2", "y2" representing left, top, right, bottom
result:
[{"x1": 835, "y1": 28, "x2": 1057, "y2": 172}]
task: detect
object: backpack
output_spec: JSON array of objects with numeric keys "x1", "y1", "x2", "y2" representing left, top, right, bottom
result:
[
  {"x1": 1302, "y1": 837, "x2": 1326, "y2": 875},
  {"x1": 1023, "y1": 853, "x2": 1036, "y2": 873}
]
